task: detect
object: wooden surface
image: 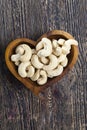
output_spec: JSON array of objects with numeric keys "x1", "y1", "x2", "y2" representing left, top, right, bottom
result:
[{"x1": 0, "y1": 0, "x2": 86, "y2": 130}]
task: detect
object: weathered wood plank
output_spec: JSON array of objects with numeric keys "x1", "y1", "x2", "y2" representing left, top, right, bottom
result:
[{"x1": 0, "y1": 0, "x2": 87, "y2": 130}]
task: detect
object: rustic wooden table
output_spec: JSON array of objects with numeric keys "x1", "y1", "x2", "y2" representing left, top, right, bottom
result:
[{"x1": 0, "y1": 0, "x2": 86, "y2": 130}]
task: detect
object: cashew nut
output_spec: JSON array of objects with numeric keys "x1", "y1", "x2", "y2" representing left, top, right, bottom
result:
[
  {"x1": 11, "y1": 53, "x2": 21, "y2": 62},
  {"x1": 52, "y1": 39, "x2": 58, "y2": 48},
  {"x1": 18, "y1": 44, "x2": 32, "y2": 62},
  {"x1": 31, "y1": 54, "x2": 43, "y2": 69},
  {"x1": 58, "y1": 54, "x2": 66, "y2": 63},
  {"x1": 37, "y1": 70, "x2": 47, "y2": 85},
  {"x1": 43, "y1": 54, "x2": 58, "y2": 70},
  {"x1": 62, "y1": 46, "x2": 70, "y2": 55},
  {"x1": 15, "y1": 61, "x2": 21, "y2": 66},
  {"x1": 36, "y1": 41, "x2": 43, "y2": 51},
  {"x1": 16, "y1": 45, "x2": 24, "y2": 54},
  {"x1": 30, "y1": 69, "x2": 40, "y2": 81},
  {"x1": 57, "y1": 38, "x2": 65, "y2": 46},
  {"x1": 65, "y1": 39, "x2": 78, "y2": 46},
  {"x1": 40, "y1": 57, "x2": 49, "y2": 64},
  {"x1": 27, "y1": 65, "x2": 35, "y2": 77},
  {"x1": 53, "y1": 46, "x2": 62, "y2": 56},
  {"x1": 47, "y1": 65, "x2": 63, "y2": 78},
  {"x1": 37, "y1": 38, "x2": 52, "y2": 57},
  {"x1": 18, "y1": 61, "x2": 30, "y2": 78},
  {"x1": 62, "y1": 39, "x2": 78, "y2": 54},
  {"x1": 61, "y1": 57, "x2": 68, "y2": 67}
]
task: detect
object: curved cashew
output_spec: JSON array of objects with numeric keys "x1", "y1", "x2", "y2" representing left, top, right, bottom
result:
[
  {"x1": 18, "y1": 62, "x2": 30, "y2": 78},
  {"x1": 18, "y1": 44, "x2": 32, "y2": 62},
  {"x1": 15, "y1": 61, "x2": 20, "y2": 66},
  {"x1": 30, "y1": 69, "x2": 40, "y2": 81},
  {"x1": 16, "y1": 45, "x2": 24, "y2": 54},
  {"x1": 40, "y1": 57, "x2": 49, "y2": 64},
  {"x1": 61, "y1": 57, "x2": 68, "y2": 67},
  {"x1": 47, "y1": 65, "x2": 63, "y2": 78},
  {"x1": 37, "y1": 70, "x2": 47, "y2": 85},
  {"x1": 43, "y1": 54, "x2": 58, "y2": 70},
  {"x1": 27, "y1": 65, "x2": 35, "y2": 77},
  {"x1": 11, "y1": 53, "x2": 21, "y2": 62},
  {"x1": 62, "y1": 39, "x2": 78, "y2": 54},
  {"x1": 53, "y1": 46, "x2": 62, "y2": 56},
  {"x1": 65, "y1": 39, "x2": 78, "y2": 46},
  {"x1": 11, "y1": 44, "x2": 32, "y2": 63},
  {"x1": 63, "y1": 43, "x2": 71, "y2": 51},
  {"x1": 62, "y1": 46, "x2": 70, "y2": 55},
  {"x1": 36, "y1": 41, "x2": 43, "y2": 51},
  {"x1": 58, "y1": 54, "x2": 66, "y2": 63},
  {"x1": 37, "y1": 38, "x2": 52, "y2": 57},
  {"x1": 57, "y1": 38, "x2": 65, "y2": 46},
  {"x1": 31, "y1": 54, "x2": 43, "y2": 69},
  {"x1": 52, "y1": 39, "x2": 58, "y2": 48}
]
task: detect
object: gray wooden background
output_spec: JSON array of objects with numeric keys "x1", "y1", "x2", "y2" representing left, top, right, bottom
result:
[{"x1": 0, "y1": 0, "x2": 87, "y2": 130}]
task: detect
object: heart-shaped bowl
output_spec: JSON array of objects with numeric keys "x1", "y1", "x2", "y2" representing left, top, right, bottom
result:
[{"x1": 5, "y1": 30, "x2": 78, "y2": 96}]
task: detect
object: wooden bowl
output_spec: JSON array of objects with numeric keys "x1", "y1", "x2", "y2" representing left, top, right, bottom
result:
[{"x1": 5, "y1": 30, "x2": 79, "y2": 96}]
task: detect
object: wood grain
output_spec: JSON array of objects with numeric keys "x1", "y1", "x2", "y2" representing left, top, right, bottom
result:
[{"x1": 0, "y1": 0, "x2": 86, "y2": 130}]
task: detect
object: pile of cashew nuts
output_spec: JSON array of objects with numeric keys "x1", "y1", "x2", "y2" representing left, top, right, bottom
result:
[{"x1": 11, "y1": 38, "x2": 78, "y2": 85}]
